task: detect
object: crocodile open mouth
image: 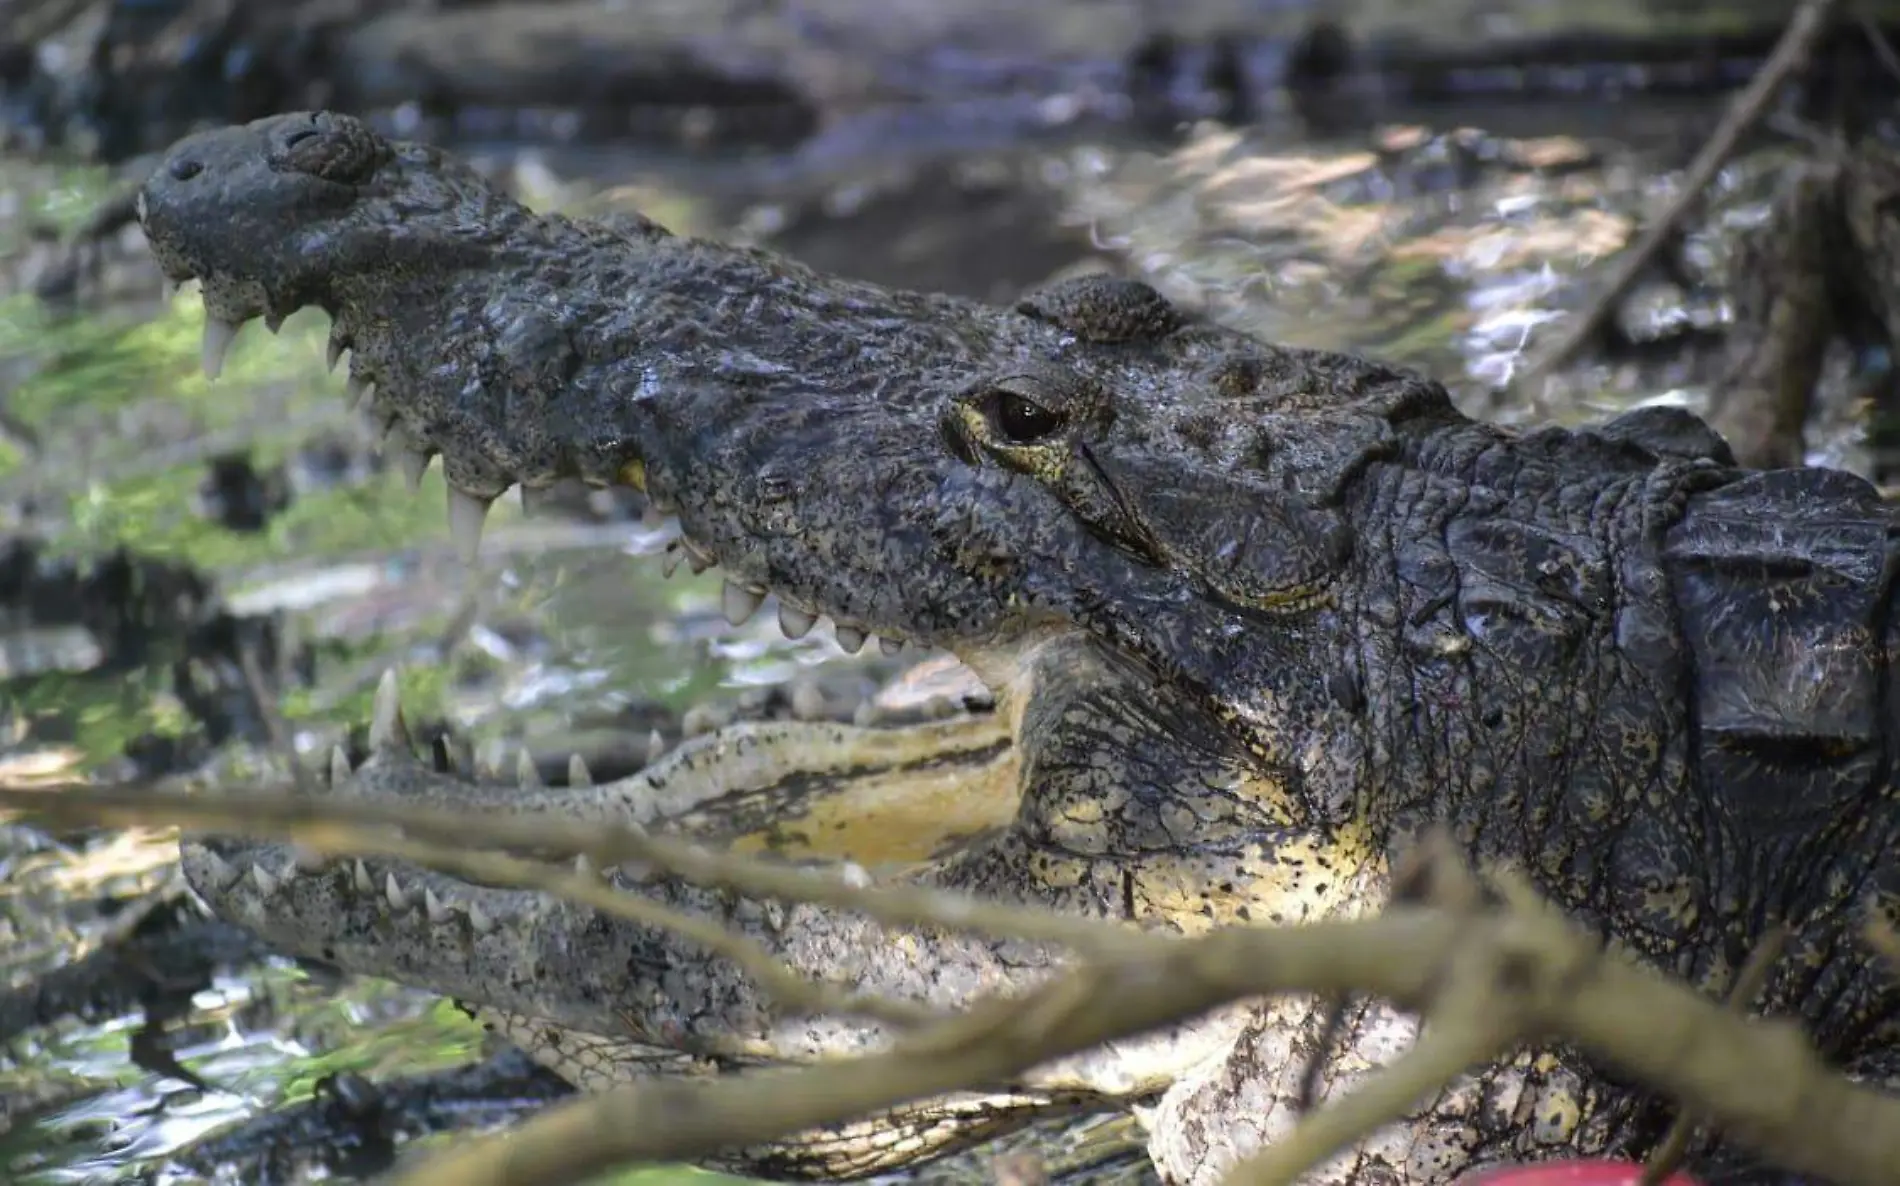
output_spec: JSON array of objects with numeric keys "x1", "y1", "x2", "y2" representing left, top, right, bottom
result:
[{"x1": 182, "y1": 293, "x2": 927, "y2": 661}]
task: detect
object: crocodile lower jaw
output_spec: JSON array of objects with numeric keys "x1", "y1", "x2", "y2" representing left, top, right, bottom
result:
[{"x1": 191, "y1": 301, "x2": 940, "y2": 662}]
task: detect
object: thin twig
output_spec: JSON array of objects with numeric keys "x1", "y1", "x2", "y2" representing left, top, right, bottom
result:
[
  {"x1": 1220, "y1": 1020, "x2": 1511, "y2": 1186},
  {"x1": 7, "y1": 784, "x2": 1900, "y2": 1186},
  {"x1": 1506, "y1": 0, "x2": 1842, "y2": 399},
  {"x1": 374, "y1": 845, "x2": 1900, "y2": 1186},
  {"x1": 293, "y1": 825, "x2": 938, "y2": 1028},
  {"x1": 0, "y1": 782, "x2": 1167, "y2": 961},
  {"x1": 237, "y1": 641, "x2": 312, "y2": 796},
  {"x1": 1641, "y1": 924, "x2": 1791, "y2": 1186},
  {"x1": 1856, "y1": 9, "x2": 1900, "y2": 82}
]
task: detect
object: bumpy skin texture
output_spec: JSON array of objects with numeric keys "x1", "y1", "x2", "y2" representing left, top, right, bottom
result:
[{"x1": 136, "y1": 112, "x2": 1900, "y2": 1184}]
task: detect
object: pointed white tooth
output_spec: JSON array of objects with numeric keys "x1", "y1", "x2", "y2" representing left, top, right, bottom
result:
[
  {"x1": 879, "y1": 636, "x2": 904, "y2": 656},
  {"x1": 202, "y1": 317, "x2": 240, "y2": 381},
  {"x1": 516, "y1": 750, "x2": 542, "y2": 788},
  {"x1": 646, "y1": 729, "x2": 666, "y2": 764},
  {"x1": 572, "y1": 853, "x2": 596, "y2": 877},
  {"x1": 196, "y1": 851, "x2": 238, "y2": 891},
  {"x1": 661, "y1": 544, "x2": 684, "y2": 579},
  {"x1": 567, "y1": 754, "x2": 593, "y2": 787},
  {"x1": 401, "y1": 449, "x2": 432, "y2": 492},
  {"x1": 352, "y1": 860, "x2": 376, "y2": 894},
  {"x1": 248, "y1": 864, "x2": 280, "y2": 895},
  {"x1": 384, "y1": 873, "x2": 411, "y2": 912},
  {"x1": 791, "y1": 680, "x2": 828, "y2": 720},
  {"x1": 682, "y1": 538, "x2": 715, "y2": 574},
  {"x1": 329, "y1": 745, "x2": 352, "y2": 784},
  {"x1": 369, "y1": 669, "x2": 410, "y2": 751},
  {"x1": 424, "y1": 887, "x2": 453, "y2": 923},
  {"x1": 835, "y1": 626, "x2": 866, "y2": 654},
  {"x1": 722, "y1": 581, "x2": 765, "y2": 626},
  {"x1": 326, "y1": 328, "x2": 349, "y2": 372},
  {"x1": 467, "y1": 904, "x2": 495, "y2": 935},
  {"x1": 446, "y1": 486, "x2": 492, "y2": 564},
  {"x1": 346, "y1": 374, "x2": 371, "y2": 409},
  {"x1": 778, "y1": 603, "x2": 817, "y2": 639}
]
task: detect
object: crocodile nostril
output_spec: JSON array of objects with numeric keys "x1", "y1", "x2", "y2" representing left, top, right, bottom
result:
[{"x1": 168, "y1": 157, "x2": 203, "y2": 181}]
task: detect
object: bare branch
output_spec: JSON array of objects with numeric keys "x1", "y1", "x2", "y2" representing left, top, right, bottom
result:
[
  {"x1": 1506, "y1": 0, "x2": 1842, "y2": 397},
  {"x1": 1220, "y1": 1019, "x2": 1511, "y2": 1186},
  {"x1": 1641, "y1": 924, "x2": 1791, "y2": 1186},
  {"x1": 299, "y1": 825, "x2": 938, "y2": 1028},
  {"x1": 6, "y1": 784, "x2": 1900, "y2": 1186},
  {"x1": 0, "y1": 781, "x2": 1168, "y2": 960}
]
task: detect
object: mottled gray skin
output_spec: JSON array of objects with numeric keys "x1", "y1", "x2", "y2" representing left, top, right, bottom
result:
[{"x1": 137, "y1": 112, "x2": 1900, "y2": 1185}]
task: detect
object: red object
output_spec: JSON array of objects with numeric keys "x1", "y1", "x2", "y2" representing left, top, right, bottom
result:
[{"x1": 1457, "y1": 1160, "x2": 1704, "y2": 1186}]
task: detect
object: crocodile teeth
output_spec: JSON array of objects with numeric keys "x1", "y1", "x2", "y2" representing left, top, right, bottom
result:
[
  {"x1": 722, "y1": 581, "x2": 766, "y2": 626},
  {"x1": 352, "y1": 860, "x2": 376, "y2": 894},
  {"x1": 516, "y1": 750, "x2": 542, "y2": 788},
  {"x1": 369, "y1": 669, "x2": 411, "y2": 751},
  {"x1": 400, "y1": 448, "x2": 433, "y2": 492},
  {"x1": 329, "y1": 745, "x2": 353, "y2": 785},
  {"x1": 646, "y1": 729, "x2": 666, "y2": 764},
  {"x1": 681, "y1": 538, "x2": 715, "y2": 574},
  {"x1": 567, "y1": 754, "x2": 593, "y2": 787},
  {"x1": 834, "y1": 626, "x2": 867, "y2": 654},
  {"x1": 248, "y1": 864, "x2": 280, "y2": 896},
  {"x1": 384, "y1": 873, "x2": 411, "y2": 912},
  {"x1": 424, "y1": 887, "x2": 453, "y2": 924},
  {"x1": 777, "y1": 603, "x2": 817, "y2": 639},
  {"x1": 446, "y1": 486, "x2": 491, "y2": 564},
  {"x1": 573, "y1": 853, "x2": 596, "y2": 878},
  {"x1": 466, "y1": 904, "x2": 495, "y2": 935},
  {"x1": 346, "y1": 374, "x2": 371, "y2": 410},
  {"x1": 661, "y1": 544, "x2": 684, "y2": 579},
  {"x1": 196, "y1": 851, "x2": 238, "y2": 891},
  {"x1": 325, "y1": 330, "x2": 349, "y2": 373},
  {"x1": 879, "y1": 636, "x2": 904, "y2": 656},
  {"x1": 202, "y1": 317, "x2": 240, "y2": 381}
]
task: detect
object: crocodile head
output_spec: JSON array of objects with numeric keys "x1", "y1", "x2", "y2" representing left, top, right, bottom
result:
[
  {"x1": 137, "y1": 110, "x2": 1454, "y2": 714},
  {"x1": 143, "y1": 112, "x2": 1761, "y2": 1182},
  {"x1": 134, "y1": 110, "x2": 1900, "y2": 1186}
]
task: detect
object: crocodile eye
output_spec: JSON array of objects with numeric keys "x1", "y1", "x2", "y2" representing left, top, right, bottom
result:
[
  {"x1": 271, "y1": 113, "x2": 386, "y2": 185},
  {"x1": 989, "y1": 391, "x2": 1066, "y2": 444}
]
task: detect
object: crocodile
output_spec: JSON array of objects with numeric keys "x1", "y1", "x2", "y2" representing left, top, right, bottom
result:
[{"x1": 133, "y1": 111, "x2": 1900, "y2": 1185}]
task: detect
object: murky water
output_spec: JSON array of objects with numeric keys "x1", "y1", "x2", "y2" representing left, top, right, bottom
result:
[{"x1": 0, "y1": 94, "x2": 1875, "y2": 1183}]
